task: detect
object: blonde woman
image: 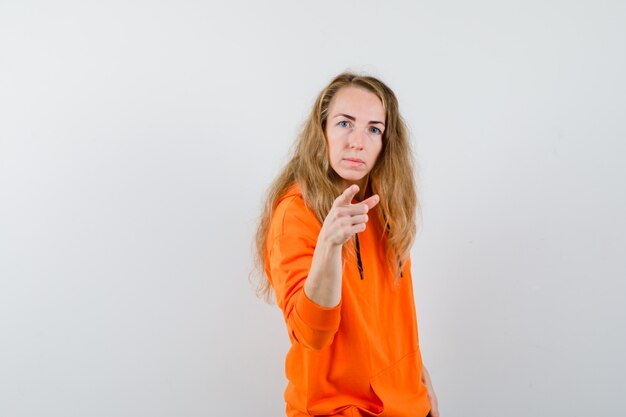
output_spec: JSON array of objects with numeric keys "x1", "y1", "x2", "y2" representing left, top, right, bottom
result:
[{"x1": 254, "y1": 72, "x2": 439, "y2": 417}]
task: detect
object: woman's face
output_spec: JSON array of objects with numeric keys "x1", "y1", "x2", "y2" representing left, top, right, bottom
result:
[{"x1": 325, "y1": 86, "x2": 385, "y2": 195}]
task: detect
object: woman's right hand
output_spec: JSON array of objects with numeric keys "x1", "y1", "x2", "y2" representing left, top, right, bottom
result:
[
  {"x1": 319, "y1": 184, "x2": 380, "y2": 247},
  {"x1": 304, "y1": 184, "x2": 379, "y2": 308}
]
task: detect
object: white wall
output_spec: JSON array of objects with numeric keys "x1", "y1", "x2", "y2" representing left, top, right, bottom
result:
[{"x1": 1, "y1": 1, "x2": 624, "y2": 416}]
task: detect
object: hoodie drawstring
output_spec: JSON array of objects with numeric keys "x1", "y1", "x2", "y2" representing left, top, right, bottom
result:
[{"x1": 354, "y1": 234, "x2": 364, "y2": 280}]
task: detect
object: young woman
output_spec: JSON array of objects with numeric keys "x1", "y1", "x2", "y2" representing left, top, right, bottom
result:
[{"x1": 254, "y1": 72, "x2": 439, "y2": 417}]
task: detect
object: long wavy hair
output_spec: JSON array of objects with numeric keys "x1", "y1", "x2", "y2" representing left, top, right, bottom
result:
[{"x1": 253, "y1": 72, "x2": 421, "y2": 302}]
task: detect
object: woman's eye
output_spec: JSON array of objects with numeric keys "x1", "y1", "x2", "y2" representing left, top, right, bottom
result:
[
  {"x1": 370, "y1": 126, "x2": 382, "y2": 134},
  {"x1": 338, "y1": 121, "x2": 350, "y2": 128}
]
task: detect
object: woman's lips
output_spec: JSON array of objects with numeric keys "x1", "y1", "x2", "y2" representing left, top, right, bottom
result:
[{"x1": 343, "y1": 158, "x2": 365, "y2": 167}]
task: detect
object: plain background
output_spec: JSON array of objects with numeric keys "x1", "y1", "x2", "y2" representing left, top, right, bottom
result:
[{"x1": 1, "y1": 1, "x2": 625, "y2": 416}]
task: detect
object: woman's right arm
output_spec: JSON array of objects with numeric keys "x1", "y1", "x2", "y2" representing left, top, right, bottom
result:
[
  {"x1": 303, "y1": 184, "x2": 379, "y2": 308},
  {"x1": 266, "y1": 184, "x2": 379, "y2": 350}
]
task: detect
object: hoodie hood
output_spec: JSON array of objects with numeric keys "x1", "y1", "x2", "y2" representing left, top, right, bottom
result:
[{"x1": 278, "y1": 182, "x2": 303, "y2": 204}]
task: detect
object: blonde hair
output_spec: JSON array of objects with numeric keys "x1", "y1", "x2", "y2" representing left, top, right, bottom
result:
[{"x1": 253, "y1": 72, "x2": 421, "y2": 302}]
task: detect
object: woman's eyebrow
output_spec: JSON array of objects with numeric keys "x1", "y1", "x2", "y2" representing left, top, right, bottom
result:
[{"x1": 333, "y1": 113, "x2": 385, "y2": 126}]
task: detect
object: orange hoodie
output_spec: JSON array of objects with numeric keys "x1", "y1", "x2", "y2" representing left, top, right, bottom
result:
[{"x1": 265, "y1": 183, "x2": 431, "y2": 417}]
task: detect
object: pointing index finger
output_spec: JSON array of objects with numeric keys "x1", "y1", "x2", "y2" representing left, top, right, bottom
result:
[{"x1": 362, "y1": 194, "x2": 380, "y2": 211}]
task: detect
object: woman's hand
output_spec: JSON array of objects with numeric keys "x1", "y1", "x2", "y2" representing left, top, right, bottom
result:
[
  {"x1": 303, "y1": 184, "x2": 379, "y2": 308},
  {"x1": 421, "y1": 366, "x2": 440, "y2": 417},
  {"x1": 318, "y1": 184, "x2": 380, "y2": 247}
]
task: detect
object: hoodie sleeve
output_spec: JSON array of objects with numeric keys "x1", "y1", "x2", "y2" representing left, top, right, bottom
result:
[{"x1": 266, "y1": 197, "x2": 341, "y2": 350}]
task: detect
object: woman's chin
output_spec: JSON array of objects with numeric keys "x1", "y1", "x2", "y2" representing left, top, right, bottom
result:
[{"x1": 336, "y1": 171, "x2": 367, "y2": 182}]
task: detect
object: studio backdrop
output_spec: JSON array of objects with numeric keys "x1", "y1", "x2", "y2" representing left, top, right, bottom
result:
[{"x1": 1, "y1": 1, "x2": 624, "y2": 416}]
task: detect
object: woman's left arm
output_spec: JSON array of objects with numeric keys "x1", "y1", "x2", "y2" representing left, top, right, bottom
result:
[{"x1": 421, "y1": 366, "x2": 440, "y2": 417}]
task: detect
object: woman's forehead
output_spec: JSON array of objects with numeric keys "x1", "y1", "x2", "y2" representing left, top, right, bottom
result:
[{"x1": 328, "y1": 86, "x2": 385, "y2": 121}]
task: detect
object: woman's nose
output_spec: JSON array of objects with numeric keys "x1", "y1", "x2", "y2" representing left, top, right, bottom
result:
[{"x1": 348, "y1": 131, "x2": 365, "y2": 150}]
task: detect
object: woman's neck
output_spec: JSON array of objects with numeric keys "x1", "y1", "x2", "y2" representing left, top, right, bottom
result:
[{"x1": 341, "y1": 176, "x2": 370, "y2": 201}]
